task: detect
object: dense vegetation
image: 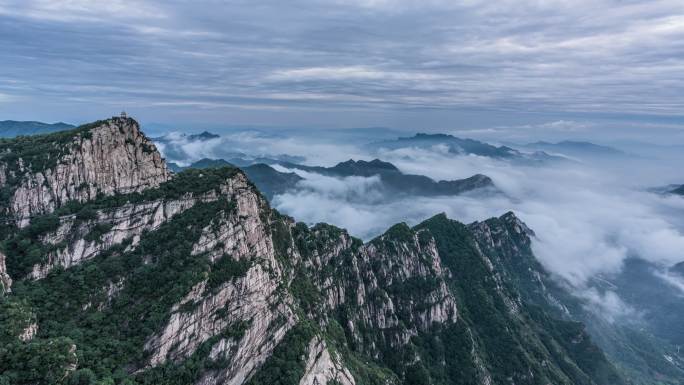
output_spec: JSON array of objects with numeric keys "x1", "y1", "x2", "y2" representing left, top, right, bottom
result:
[
  {"x1": 246, "y1": 321, "x2": 316, "y2": 385},
  {"x1": 0, "y1": 121, "x2": 97, "y2": 176},
  {"x1": 1, "y1": 196, "x2": 245, "y2": 384},
  {"x1": 1, "y1": 167, "x2": 241, "y2": 279}
]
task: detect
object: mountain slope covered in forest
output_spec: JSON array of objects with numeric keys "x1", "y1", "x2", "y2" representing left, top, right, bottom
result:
[{"x1": 0, "y1": 117, "x2": 652, "y2": 385}]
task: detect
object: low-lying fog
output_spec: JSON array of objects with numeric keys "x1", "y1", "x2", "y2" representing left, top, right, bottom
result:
[{"x1": 154, "y1": 127, "x2": 684, "y2": 321}]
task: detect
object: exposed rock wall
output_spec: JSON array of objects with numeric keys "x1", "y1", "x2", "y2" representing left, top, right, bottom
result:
[
  {"x1": 0, "y1": 162, "x2": 7, "y2": 188},
  {"x1": 0, "y1": 250, "x2": 12, "y2": 293},
  {"x1": 9, "y1": 118, "x2": 171, "y2": 226},
  {"x1": 191, "y1": 173, "x2": 278, "y2": 267},
  {"x1": 299, "y1": 337, "x2": 356, "y2": 385},
  {"x1": 357, "y1": 228, "x2": 458, "y2": 330},
  {"x1": 29, "y1": 192, "x2": 219, "y2": 279},
  {"x1": 298, "y1": 224, "x2": 458, "y2": 362},
  {"x1": 145, "y1": 173, "x2": 299, "y2": 385},
  {"x1": 18, "y1": 321, "x2": 38, "y2": 342},
  {"x1": 192, "y1": 267, "x2": 296, "y2": 385}
]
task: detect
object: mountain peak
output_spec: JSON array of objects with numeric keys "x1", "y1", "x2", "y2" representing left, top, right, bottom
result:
[
  {"x1": 371, "y1": 133, "x2": 522, "y2": 160},
  {"x1": 496, "y1": 211, "x2": 536, "y2": 237},
  {"x1": 0, "y1": 118, "x2": 171, "y2": 226},
  {"x1": 187, "y1": 131, "x2": 220, "y2": 141},
  {"x1": 331, "y1": 158, "x2": 400, "y2": 175},
  {"x1": 670, "y1": 184, "x2": 684, "y2": 195},
  {"x1": 409, "y1": 132, "x2": 455, "y2": 140}
]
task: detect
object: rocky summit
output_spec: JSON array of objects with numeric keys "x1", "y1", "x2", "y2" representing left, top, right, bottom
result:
[
  {"x1": 0, "y1": 118, "x2": 631, "y2": 385},
  {"x1": 0, "y1": 117, "x2": 171, "y2": 227}
]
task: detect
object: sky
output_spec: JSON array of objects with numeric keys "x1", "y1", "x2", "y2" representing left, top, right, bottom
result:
[{"x1": 0, "y1": 0, "x2": 683, "y2": 143}]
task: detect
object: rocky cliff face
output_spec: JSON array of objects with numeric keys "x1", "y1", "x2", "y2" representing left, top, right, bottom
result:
[
  {"x1": 143, "y1": 173, "x2": 300, "y2": 385},
  {"x1": 295, "y1": 223, "x2": 457, "y2": 365},
  {"x1": 0, "y1": 117, "x2": 170, "y2": 226},
  {"x1": 29, "y1": 193, "x2": 212, "y2": 279},
  {"x1": 0, "y1": 250, "x2": 11, "y2": 293},
  {"x1": 299, "y1": 337, "x2": 356, "y2": 385},
  {"x1": 0, "y1": 118, "x2": 628, "y2": 385}
]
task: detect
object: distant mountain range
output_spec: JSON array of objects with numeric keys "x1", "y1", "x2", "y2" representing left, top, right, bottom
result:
[
  {"x1": 171, "y1": 158, "x2": 497, "y2": 200},
  {"x1": 279, "y1": 159, "x2": 496, "y2": 196},
  {"x1": 152, "y1": 131, "x2": 306, "y2": 166},
  {"x1": 370, "y1": 133, "x2": 519, "y2": 158},
  {"x1": 670, "y1": 185, "x2": 684, "y2": 195},
  {"x1": 157, "y1": 130, "x2": 578, "y2": 168},
  {"x1": 0, "y1": 120, "x2": 75, "y2": 137},
  {"x1": 368, "y1": 133, "x2": 564, "y2": 163},
  {"x1": 649, "y1": 184, "x2": 684, "y2": 196},
  {"x1": 521, "y1": 140, "x2": 629, "y2": 159},
  {"x1": 185, "y1": 130, "x2": 219, "y2": 141},
  {"x1": 169, "y1": 158, "x2": 302, "y2": 199}
]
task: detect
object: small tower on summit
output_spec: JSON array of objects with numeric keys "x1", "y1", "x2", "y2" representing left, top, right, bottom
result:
[{"x1": 120, "y1": 111, "x2": 128, "y2": 119}]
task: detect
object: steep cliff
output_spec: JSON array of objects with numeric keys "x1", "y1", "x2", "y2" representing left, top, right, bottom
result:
[
  {"x1": 0, "y1": 118, "x2": 628, "y2": 385},
  {"x1": 0, "y1": 117, "x2": 170, "y2": 226},
  {"x1": 0, "y1": 250, "x2": 11, "y2": 293},
  {"x1": 467, "y1": 213, "x2": 684, "y2": 384}
]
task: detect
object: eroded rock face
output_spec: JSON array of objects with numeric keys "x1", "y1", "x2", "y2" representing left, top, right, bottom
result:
[
  {"x1": 299, "y1": 224, "x2": 458, "y2": 360},
  {"x1": 0, "y1": 250, "x2": 12, "y2": 293},
  {"x1": 191, "y1": 173, "x2": 277, "y2": 267},
  {"x1": 19, "y1": 321, "x2": 38, "y2": 342},
  {"x1": 29, "y1": 191, "x2": 219, "y2": 279},
  {"x1": 9, "y1": 118, "x2": 171, "y2": 226},
  {"x1": 0, "y1": 162, "x2": 7, "y2": 188},
  {"x1": 146, "y1": 264, "x2": 295, "y2": 368},
  {"x1": 25, "y1": 172, "x2": 274, "y2": 280},
  {"x1": 299, "y1": 337, "x2": 356, "y2": 385},
  {"x1": 468, "y1": 211, "x2": 543, "y2": 314},
  {"x1": 145, "y1": 174, "x2": 299, "y2": 385},
  {"x1": 358, "y1": 228, "x2": 458, "y2": 330},
  {"x1": 192, "y1": 267, "x2": 296, "y2": 385}
]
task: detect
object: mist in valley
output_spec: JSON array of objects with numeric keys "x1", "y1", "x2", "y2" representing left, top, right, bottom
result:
[{"x1": 153, "y1": 126, "x2": 684, "y2": 331}]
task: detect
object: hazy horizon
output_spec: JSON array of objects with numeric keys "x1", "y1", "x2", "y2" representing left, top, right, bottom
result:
[{"x1": 1, "y1": 0, "x2": 683, "y2": 144}]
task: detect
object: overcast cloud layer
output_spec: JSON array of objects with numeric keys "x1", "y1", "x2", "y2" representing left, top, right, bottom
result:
[{"x1": 0, "y1": 0, "x2": 683, "y2": 142}]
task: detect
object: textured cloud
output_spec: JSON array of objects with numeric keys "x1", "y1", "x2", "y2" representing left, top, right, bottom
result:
[
  {"x1": 259, "y1": 138, "x2": 684, "y2": 294},
  {"x1": 0, "y1": 0, "x2": 682, "y2": 136},
  {"x1": 155, "y1": 129, "x2": 368, "y2": 166}
]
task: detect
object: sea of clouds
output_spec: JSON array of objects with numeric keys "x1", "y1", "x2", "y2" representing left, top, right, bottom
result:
[{"x1": 155, "y1": 129, "x2": 684, "y2": 320}]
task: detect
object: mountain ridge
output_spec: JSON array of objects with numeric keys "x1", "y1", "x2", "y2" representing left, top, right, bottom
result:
[
  {"x1": 0, "y1": 116, "x2": 171, "y2": 227},
  {"x1": 367, "y1": 133, "x2": 569, "y2": 164},
  {"x1": 0, "y1": 120, "x2": 76, "y2": 137},
  {"x1": 521, "y1": 140, "x2": 628, "y2": 159},
  {"x1": 172, "y1": 157, "x2": 497, "y2": 200},
  {"x1": 0, "y1": 117, "x2": 656, "y2": 385},
  {"x1": 671, "y1": 185, "x2": 684, "y2": 195},
  {"x1": 273, "y1": 158, "x2": 497, "y2": 197}
]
